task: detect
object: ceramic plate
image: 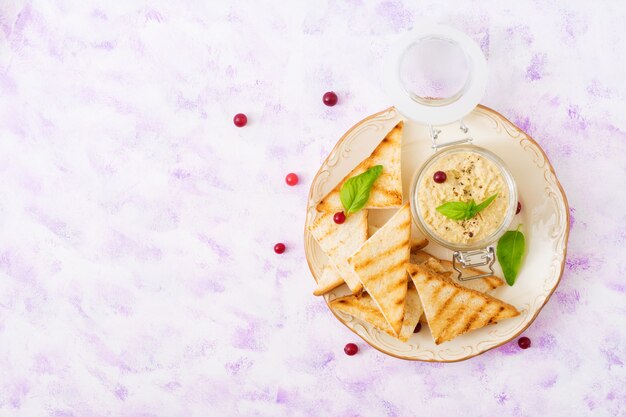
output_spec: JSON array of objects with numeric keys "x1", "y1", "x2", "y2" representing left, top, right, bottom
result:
[{"x1": 304, "y1": 105, "x2": 569, "y2": 362}]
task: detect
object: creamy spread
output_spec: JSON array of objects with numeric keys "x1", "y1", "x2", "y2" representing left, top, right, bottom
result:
[{"x1": 417, "y1": 151, "x2": 509, "y2": 244}]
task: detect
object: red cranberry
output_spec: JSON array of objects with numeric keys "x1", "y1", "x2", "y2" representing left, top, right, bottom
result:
[
  {"x1": 233, "y1": 113, "x2": 247, "y2": 127},
  {"x1": 274, "y1": 243, "x2": 286, "y2": 254},
  {"x1": 413, "y1": 323, "x2": 422, "y2": 333},
  {"x1": 344, "y1": 343, "x2": 358, "y2": 356},
  {"x1": 516, "y1": 201, "x2": 522, "y2": 214},
  {"x1": 433, "y1": 171, "x2": 447, "y2": 183},
  {"x1": 323, "y1": 91, "x2": 338, "y2": 106},
  {"x1": 333, "y1": 212, "x2": 346, "y2": 224},
  {"x1": 285, "y1": 173, "x2": 299, "y2": 186},
  {"x1": 518, "y1": 336, "x2": 531, "y2": 349}
]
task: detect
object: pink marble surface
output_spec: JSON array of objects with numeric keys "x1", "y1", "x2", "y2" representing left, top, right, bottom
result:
[{"x1": 0, "y1": 1, "x2": 625, "y2": 416}]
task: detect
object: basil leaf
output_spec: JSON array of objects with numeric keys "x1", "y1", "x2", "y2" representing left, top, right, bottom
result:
[
  {"x1": 340, "y1": 165, "x2": 383, "y2": 214},
  {"x1": 496, "y1": 227, "x2": 525, "y2": 286},
  {"x1": 466, "y1": 199, "x2": 477, "y2": 218},
  {"x1": 474, "y1": 193, "x2": 498, "y2": 214},
  {"x1": 436, "y1": 193, "x2": 499, "y2": 221},
  {"x1": 435, "y1": 201, "x2": 472, "y2": 220}
]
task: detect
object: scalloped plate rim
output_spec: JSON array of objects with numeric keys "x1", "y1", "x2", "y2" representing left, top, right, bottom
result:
[{"x1": 304, "y1": 105, "x2": 570, "y2": 362}]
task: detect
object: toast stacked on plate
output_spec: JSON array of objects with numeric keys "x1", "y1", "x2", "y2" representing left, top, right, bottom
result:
[{"x1": 308, "y1": 121, "x2": 520, "y2": 345}]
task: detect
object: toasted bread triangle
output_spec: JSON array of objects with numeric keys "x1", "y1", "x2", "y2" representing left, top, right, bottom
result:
[
  {"x1": 370, "y1": 224, "x2": 428, "y2": 252},
  {"x1": 348, "y1": 204, "x2": 411, "y2": 335},
  {"x1": 309, "y1": 210, "x2": 367, "y2": 293},
  {"x1": 408, "y1": 263, "x2": 520, "y2": 345},
  {"x1": 313, "y1": 231, "x2": 427, "y2": 297},
  {"x1": 316, "y1": 121, "x2": 403, "y2": 212},
  {"x1": 312, "y1": 265, "x2": 345, "y2": 296},
  {"x1": 330, "y1": 282, "x2": 422, "y2": 342},
  {"x1": 410, "y1": 250, "x2": 504, "y2": 293},
  {"x1": 410, "y1": 256, "x2": 502, "y2": 325}
]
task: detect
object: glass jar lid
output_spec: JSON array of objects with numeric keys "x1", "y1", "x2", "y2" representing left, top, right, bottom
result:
[{"x1": 384, "y1": 23, "x2": 488, "y2": 125}]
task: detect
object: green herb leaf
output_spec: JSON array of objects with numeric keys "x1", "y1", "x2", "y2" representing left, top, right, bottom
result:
[
  {"x1": 474, "y1": 193, "x2": 498, "y2": 213},
  {"x1": 340, "y1": 165, "x2": 383, "y2": 214},
  {"x1": 435, "y1": 193, "x2": 499, "y2": 220},
  {"x1": 496, "y1": 226, "x2": 525, "y2": 286},
  {"x1": 436, "y1": 201, "x2": 473, "y2": 220}
]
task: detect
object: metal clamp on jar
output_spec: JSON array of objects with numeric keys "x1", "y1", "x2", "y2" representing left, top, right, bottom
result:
[{"x1": 384, "y1": 23, "x2": 517, "y2": 280}]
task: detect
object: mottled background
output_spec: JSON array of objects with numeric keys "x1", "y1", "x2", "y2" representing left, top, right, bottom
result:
[{"x1": 0, "y1": 1, "x2": 624, "y2": 416}]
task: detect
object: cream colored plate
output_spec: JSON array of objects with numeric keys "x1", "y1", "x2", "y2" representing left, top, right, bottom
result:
[{"x1": 304, "y1": 105, "x2": 570, "y2": 362}]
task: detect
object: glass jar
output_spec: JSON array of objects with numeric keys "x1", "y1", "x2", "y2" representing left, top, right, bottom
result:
[
  {"x1": 410, "y1": 144, "x2": 518, "y2": 279},
  {"x1": 384, "y1": 23, "x2": 510, "y2": 280}
]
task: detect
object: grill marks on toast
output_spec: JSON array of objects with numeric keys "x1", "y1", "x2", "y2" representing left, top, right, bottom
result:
[
  {"x1": 330, "y1": 281, "x2": 423, "y2": 342},
  {"x1": 309, "y1": 210, "x2": 368, "y2": 293},
  {"x1": 312, "y1": 265, "x2": 344, "y2": 296},
  {"x1": 348, "y1": 204, "x2": 411, "y2": 336},
  {"x1": 369, "y1": 225, "x2": 428, "y2": 252},
  {"x1": 352, "y1": 220, "x2": 411, "y2": 274},
  {"x1": 316, "y1": 121, "x2": 403, "y2": 212},
  {"x1": 372, "y1": 187, "x2": 402, "y2": 200},
  {"x1": 407, "y1": 263, "x2": 520, "y2": 345},
  {"x1": 433, "y1": 287, "x2": 459, "y2": 322},
  {"x1": 484, "y1": 278, "x2": 501, "y2": 291},
  {"x1": 351, "y1": 237, "x2": 410, "y2": 270},
  {"x1": 409, "y1": 250, "x2": 505, "y2": 292},
  {"x1": 315, "y1": 227, "x2": 335, "y2": 243},
  {"x1": 460, "y1": 299, "x2": 486, "y2": 334}
]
